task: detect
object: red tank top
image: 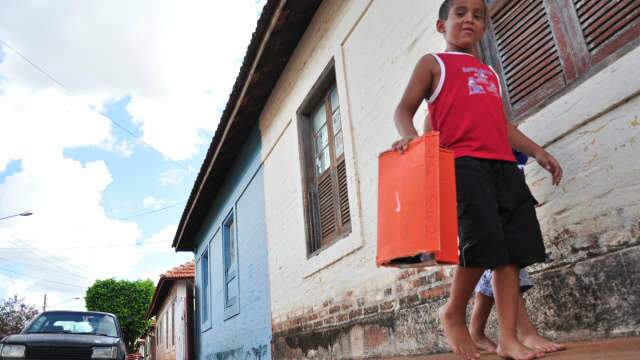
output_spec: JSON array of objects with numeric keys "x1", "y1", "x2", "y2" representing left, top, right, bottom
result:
[{"x1": 427, "y1": 52, "x2": 515, "y2": 162}]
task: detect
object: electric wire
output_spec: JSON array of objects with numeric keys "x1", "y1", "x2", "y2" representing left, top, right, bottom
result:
[{"x1": 0, "y1": 38, "x2": 190, "y2": 172}]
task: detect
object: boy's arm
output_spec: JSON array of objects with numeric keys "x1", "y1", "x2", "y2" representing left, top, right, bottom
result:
[
  {"x1": 507, "y1": 123, "x2": 563, "y2": 185},
  {"x1": 392, "y1": 55, "x2": 437, "y2": 151}
]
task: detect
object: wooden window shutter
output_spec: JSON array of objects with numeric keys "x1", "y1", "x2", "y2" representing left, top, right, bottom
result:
[
  {"x1": 489, "y1": 0, "x2": 567, "y2": 116},
  {"x1": 337, "y1": 158, "x2": 350, "y2": 226},
  {"x1": 317, "y1": 171, "x2": 338, "y2": 243},
  {"x1": 573, "y1": 0, "x2": 640, "y2": 63}
]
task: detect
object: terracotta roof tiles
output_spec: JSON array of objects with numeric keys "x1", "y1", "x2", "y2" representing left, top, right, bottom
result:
[{"x1": 160, "y1": 260, "x2": 194, "y2": 280}]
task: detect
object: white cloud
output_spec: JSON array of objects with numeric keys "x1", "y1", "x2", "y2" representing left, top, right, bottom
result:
[
  {"x1": 0, "y1": 0, "x2": 265, "y2": 161},
  {"x1": 160, "y1": 168, "x2": 188, "y2": 186},
  {"x1": 0, "y1": 1, "x2": 264, "y2": 305},
  {"x1": 140, "y1": 225, "x2": 177, "y2": 254},
  {"x1": 143, "y1": 196, "x2": 166, "y2": 210},
  {"x1": 0, "y1": 154, "x2": 142, "y2": 276},
  {"x1": 98, "y1": 139, "x2": 135, "y2": 158},
  {"x1": 0, "y1": 86, "x2": 113, "y2": 172}
]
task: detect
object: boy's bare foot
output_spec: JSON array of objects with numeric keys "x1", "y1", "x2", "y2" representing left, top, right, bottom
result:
[
  {"x1": 522, "y1": 334, "x2": 566, "y2": 353},
  {"x1": 439, "y1": 305, "x2": 481, "y2": 360},
  {"x1": 470, "y1": 332, "x2": 497, "y2": 353},
  {"x1": 497, "y1": 338, "x2": 544, "y2": 360}
]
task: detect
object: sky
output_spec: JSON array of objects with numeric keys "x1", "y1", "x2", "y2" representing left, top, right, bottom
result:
[{"x1": 0, "y1": 0, "x2": 266, "y2": 312}]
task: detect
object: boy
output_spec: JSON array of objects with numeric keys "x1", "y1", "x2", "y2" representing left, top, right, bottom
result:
[
  {"x1": 471, "y1": 268, "x2": 566, "y2": 354},
  {"x1": 470, "y1": 151, "x2": 565, "y2": 355},
  {"x1": 392, "y1": 1, "x2": 562, "y2": 359}
]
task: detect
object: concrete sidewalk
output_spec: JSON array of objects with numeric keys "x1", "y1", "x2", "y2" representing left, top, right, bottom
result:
[{"x1": 382, "y1": 337, "x2": 640, "y2": 360}]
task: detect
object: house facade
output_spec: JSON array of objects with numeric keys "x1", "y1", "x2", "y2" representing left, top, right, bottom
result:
[
  {"x1": 174, "y1": 0, "x2": 640, "y2": 359},
  {"x1": 173, "y1": 126, "x2": 272, "y2": 359},
  {"x1": 146, "y1": 261, "x2": 195, "y2": 360}
]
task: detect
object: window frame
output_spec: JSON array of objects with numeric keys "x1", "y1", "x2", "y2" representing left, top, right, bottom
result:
[
  {"x1": 171, "y1": 300, "x2": 175, "y2": 348},
  {"x1": 296, "y1": 60, "x2": 352, "y2": 257},
  {"x1": 482, "y1": 0, "x2": 640, "y2": 121},
  {"x1": 157, "y1": 318, "x2": 162, "y2": 347},
  {"x1": 222, "y1": 209, "x2": 240, "y2": 320},
  {"x1": 165, "y1": 310, "x2": 169, "y2": 350},
  {"x1": 197, "y1": 244, "x2": 211, "y2": 331}
]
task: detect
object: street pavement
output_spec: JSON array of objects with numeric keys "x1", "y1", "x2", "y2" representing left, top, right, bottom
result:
[{"x1": 381, "y1": 337, "x2": 640, "y2": 360}]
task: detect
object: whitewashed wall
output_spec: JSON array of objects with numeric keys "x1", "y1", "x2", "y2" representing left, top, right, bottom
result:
[
  {"x1": 259, "y1": 0, "x2": 640, "y2": 346},
  {"x1": 260, "y1": 0, "x2": 447, "y2": 326}
]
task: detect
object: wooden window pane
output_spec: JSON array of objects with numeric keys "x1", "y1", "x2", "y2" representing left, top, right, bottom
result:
[
  {"x1": 315, "y1": 124, "x2": 329, "y2": 154},
  {"x1": 334, "y1": 131, "x2": 344, "y2": 158},
  {"x1": 329, "y1": 87, "x2": 340, "y2": 112},
  {"x1": 316, "y1": 146, "x2": 330, "y2": 175},
  {"x1": 312, "y1": 104, "x2": 327, "y2": 132},
  {"x1": 332, "y1": 109, "x2": 342, "y2": 134}
]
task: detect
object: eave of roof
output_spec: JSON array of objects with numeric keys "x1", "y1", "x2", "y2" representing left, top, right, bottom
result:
[
  {"x1": 146, "y1": 261, "x2": 195, "y2": 318},
  {"x1": 172, "y1": 0, "x2": 323, "y2": 251}
]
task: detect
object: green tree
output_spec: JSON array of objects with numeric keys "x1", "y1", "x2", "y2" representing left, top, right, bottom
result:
[
  {"x1": 85, "y1": 279, "x2": 154, "y2": 351},
  {"x1": 0, "y1": 295, "x2": 39, "y2": 335}
]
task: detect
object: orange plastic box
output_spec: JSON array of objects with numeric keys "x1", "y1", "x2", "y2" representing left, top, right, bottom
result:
[{"x1": 377, "y1": 132, "x2": 459, "y2": 268}]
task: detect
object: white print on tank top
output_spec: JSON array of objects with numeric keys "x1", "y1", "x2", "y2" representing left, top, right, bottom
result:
[{"x1": 463, "y1": 67, "x2": 499, "y2": 97}]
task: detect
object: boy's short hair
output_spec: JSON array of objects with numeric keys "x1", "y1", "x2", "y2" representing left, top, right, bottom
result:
[
  {"x1": 439, "y1": 0, "x2": 487, "y2": 20},
  {"x1": 438, "y1": 0, "x2": 454, "y2": 20}
]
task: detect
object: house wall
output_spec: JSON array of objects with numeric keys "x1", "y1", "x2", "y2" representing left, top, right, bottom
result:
[
  {"x1": 258, "y1": 0, "x2": 640, "y2": 358},
  {"x1": 155, "y1": 283, "x2": 187, "y2": 360},
  {"x1": 193, "y1": 127, "x2": 272, "y2": 360}
]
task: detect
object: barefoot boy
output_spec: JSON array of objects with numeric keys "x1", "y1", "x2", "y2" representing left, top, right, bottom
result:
[
  {"x1": 392, "y1": 1, "x2": 562, "y2": 359},
  {"x1": 469, "y1": 152, "x2": 565, "y2": 355},
  {"x1": 471, "y1": 267, "x2": 566, "y2": 354}
]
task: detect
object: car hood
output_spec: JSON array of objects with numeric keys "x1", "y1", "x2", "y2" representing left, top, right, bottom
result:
[{"x1": 3, "y1": 333, "x2": 120, "y2": 346}]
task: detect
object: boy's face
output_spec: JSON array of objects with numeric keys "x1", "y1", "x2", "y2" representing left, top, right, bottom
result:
[{"x1": 437, "y1": 0, "x2": 487, "y2": 51}]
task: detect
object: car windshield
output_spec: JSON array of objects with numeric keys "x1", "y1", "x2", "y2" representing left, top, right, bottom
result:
[{"x1": 25, "y1": 312, "x2": 118, "y2": 337}]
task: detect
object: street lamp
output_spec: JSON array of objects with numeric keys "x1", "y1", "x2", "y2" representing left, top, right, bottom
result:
[
  {"x1": 0, "y1": 211, "x2": 33, "y2": 221},
  {"x1": 48, "y1": 296, "x2": 83, "y2": 310}
]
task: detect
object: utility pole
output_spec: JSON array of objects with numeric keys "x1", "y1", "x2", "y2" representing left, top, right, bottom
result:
[{"x1": 43, "y1": 294, "x2": 47, "y2": 312}]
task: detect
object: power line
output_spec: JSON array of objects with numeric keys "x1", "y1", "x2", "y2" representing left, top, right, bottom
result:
[
  {"x1": 0, "y1": 238, "x2": 172, "y2": 251},
  {"x1": 2, "y1": 233, "x2": 96, "y2": 278},
  {"x1": 0, "y1": 40, "x2": 71, "y2": 92},
  {"x1": 2, "y1": 233, "x2": 98, "y2": 280},
  {"x1": 0, "y1": 265, "x2": 87, "y2": 290},
  {"x1": 117, "y1": 202, "x2": 184, "y2": 221},
  {"x1": 0, "y1": 38, "x2": 190, "y2": 172}
]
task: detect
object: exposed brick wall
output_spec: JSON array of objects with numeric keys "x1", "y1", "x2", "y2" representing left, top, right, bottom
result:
[
  {"x1": 271, "y1": 267, "x2": 454, "y2": 358},
  {"x1": 272, "y1": 247, "x2": 640, "y2": 359}
]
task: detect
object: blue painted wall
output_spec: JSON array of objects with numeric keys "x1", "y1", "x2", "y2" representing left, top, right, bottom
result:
[{"x1": 193, "y1": 126, "x2": 271, "y2": 360}]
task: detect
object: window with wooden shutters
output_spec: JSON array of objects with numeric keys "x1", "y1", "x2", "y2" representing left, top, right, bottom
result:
[
  {"x1": 574, "y1": 0, "x2": 640, "y2": 63},
  {"x1": 483, "y1": 0, "x2": 567, "y2": 117},
  {"x1": 483, "y1": 0, "x2": 640, "y2": 119},
  {"x1": 298, "y1": 67, "x2": 351, "y2": 256}
]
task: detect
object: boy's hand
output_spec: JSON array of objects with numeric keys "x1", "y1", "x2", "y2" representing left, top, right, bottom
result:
[
  {"x1": 534, "y1": 149, "x2": 563, "y2": 186},
  {"x1": 391, "y1": 135, "x2": 417, "y2": 153}
]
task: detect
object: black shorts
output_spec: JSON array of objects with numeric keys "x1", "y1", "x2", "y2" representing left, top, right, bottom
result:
[{"x1": 455, "y1": 157, "x2": 546, "y2": 269}]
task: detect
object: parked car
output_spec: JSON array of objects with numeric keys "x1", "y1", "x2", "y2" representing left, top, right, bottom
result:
[{"x1": 0, "y1": 310, "x2": 127, "y2": 359}]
